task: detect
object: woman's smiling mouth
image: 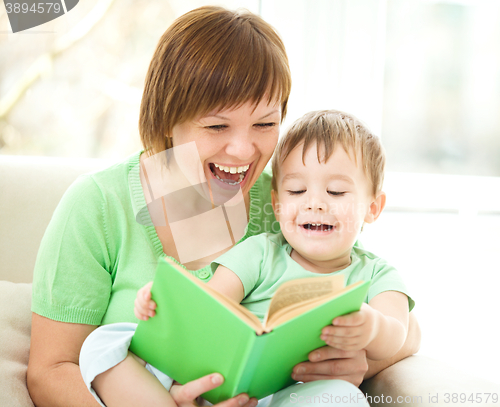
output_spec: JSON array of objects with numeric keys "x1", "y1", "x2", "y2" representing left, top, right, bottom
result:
[{"x1": 209, "y1": 163, "x2": 251, "y2": 186}]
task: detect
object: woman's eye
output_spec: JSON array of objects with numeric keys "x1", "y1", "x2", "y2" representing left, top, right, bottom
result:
[
  {"x1": 287, "y1": 190, "x2": 305, "y2": 195},
  {"x1": 206, "y1": 125, "x2": 227, "y2": 132},
  {"x1": 328, "y1": 191, "x2": 346, "y2": 196},
  {"x1": 254, "y1": 122, "x2": 277, "y2": 129}
]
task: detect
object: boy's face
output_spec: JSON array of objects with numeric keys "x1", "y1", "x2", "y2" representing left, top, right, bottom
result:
[{"x1": 272, "y1": 142, "x2": 384, "y2": 270}]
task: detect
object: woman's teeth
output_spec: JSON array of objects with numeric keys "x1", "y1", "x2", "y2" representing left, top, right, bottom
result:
[
  {"x1": 212, "y1": 163, "x2": 249, "y2": 185},
  {"x1": 213, "y1": 163, "x2": 250, "y2": 174},
  {"x1": 214, "y1": 173, "x2": 245, "y2": 185}
]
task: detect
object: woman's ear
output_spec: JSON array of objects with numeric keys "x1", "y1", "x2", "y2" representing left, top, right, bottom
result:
[{"x1": 364, "y1": 191, "x2": 386, "y2": 224}]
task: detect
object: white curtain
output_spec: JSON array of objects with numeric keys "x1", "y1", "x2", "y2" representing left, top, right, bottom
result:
[{"x1": 262, "y1": 0, "x2": 387, "y2": 135}]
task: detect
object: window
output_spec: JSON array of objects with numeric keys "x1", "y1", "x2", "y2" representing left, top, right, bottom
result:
[
  {"x1": 262, "y1": 0, "x2": 500, "y2": 386},
  {"x1": 262, "y1": 0, "x2": 500, "y2": 214}
]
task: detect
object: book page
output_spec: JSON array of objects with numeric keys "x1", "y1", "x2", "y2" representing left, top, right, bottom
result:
[{"x1": 265, "y1": 275, "x2": 345, "y2": 324}]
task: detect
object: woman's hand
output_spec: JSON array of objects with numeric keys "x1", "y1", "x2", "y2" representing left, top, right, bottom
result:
[
  {"x1": 292, "y1": 346, "x2": 368, "y2": 387},
  {"x1": 170, "y1": 373, "x2": 258, "y2": 407},
  {"x1": 292, "y1": 311, "x2": 421, "y2": 386},
  {"x1": 134, "y1": 281, "x2": 156, "y2": 321}
]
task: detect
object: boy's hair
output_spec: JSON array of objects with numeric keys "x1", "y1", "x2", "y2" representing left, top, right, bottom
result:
[
  {"x1": 139, "y1": 6, "x2": 291, "y2": 155},
  {"x1": 271, "y1": 110, "x2": 385, "y2": 196}
]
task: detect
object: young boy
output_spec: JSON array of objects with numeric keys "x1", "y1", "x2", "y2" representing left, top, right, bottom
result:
[{"x1": 81, "y1": 110, "x2": 414, "y2": 407}]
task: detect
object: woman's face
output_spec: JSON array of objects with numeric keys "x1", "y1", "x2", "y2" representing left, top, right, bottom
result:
[{"x1": 171, "y1": 99, "x2": 281, "y2": 200}]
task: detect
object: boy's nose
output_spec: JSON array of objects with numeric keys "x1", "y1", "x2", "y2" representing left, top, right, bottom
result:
[{"x1": 305, "y1": 196, "x2": 327, "y2": 211}]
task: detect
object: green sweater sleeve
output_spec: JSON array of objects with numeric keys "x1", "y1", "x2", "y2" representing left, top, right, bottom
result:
[{"x1": 32, "y1": 174, "x2": 113, "y2": 325}]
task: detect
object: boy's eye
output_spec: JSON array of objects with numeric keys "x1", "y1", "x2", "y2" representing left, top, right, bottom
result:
[
  {"x1": 328, "y1": 191, "x2": 346, "y2": 196},
  {"x1": 286, "y1": 190, "x2": 305, "y2": 195}
]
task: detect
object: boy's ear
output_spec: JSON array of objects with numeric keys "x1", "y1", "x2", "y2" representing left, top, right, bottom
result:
[
  {"x1": 364, "y1": 191, "x2": 386, "y2": 224},
  {"x1": 271, "y1": 189, "x2": 279, "y2": 218}
]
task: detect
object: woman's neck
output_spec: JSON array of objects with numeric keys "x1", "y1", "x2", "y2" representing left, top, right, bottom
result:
[{"x1": 139, "y1": 152, "x2": 251, "y2": 271}]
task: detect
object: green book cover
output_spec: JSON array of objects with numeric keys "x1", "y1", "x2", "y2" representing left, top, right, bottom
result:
[{"x1": 130, "y1": 257, "x2": 370, "y2": 403}]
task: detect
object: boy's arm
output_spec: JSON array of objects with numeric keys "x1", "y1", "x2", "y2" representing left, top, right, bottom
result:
[
  {"x1": 321, "y1": 291, "x2": 409, "y2": 361},
  {"x1": 363, "y1": 291, "x2": 409, "y2": 360},
  {"x1": 365, "y1": 311, "x2": 421, "y2": 378},
  {"x1": 206, "y1": 265, "x2": 245, "y2": 304}
]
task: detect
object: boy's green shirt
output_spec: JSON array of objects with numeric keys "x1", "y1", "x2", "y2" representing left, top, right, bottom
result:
[{"x1": 212, "y1": 232, "x2": 415, "y2": 322}]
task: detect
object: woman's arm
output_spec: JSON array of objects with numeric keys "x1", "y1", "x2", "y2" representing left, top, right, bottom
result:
[
  {"x1": 28, "y1": 313, "x2": 259, "y2": 407},
  {"x1": 291, "y1": 311, "x2": 421, "y2": 386},
  {"x1": 27, "y1": 313, "x2": 100, "y2": 407}
]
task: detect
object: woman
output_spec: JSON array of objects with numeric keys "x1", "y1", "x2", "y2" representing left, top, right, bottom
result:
[{"x1": 27, "y1": 6, "x2": 420, "y2": 407}]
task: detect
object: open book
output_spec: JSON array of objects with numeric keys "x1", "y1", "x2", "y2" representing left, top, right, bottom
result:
[{"x1": 130, "y1": 257, "x2": 370, "y2": 403}]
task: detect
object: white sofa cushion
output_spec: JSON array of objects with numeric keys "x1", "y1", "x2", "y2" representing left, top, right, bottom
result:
[
  {"x1": 0, "y1": 155, "x2": 111, "y2": 283},
  {"x1": 0, "y1": 281, "x2": 34, "y2": 407}
]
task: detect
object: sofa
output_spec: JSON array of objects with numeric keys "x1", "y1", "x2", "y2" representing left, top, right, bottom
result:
[{"x1": 0, "y1": 154, "x2": 498, "y2": 407}]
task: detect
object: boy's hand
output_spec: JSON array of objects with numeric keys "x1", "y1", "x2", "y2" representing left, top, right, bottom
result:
[
  {"x1": 134, "y1": 281, "x2": 157, "y2": 321},
  {"x1": 320, "y1": 304, "x2": 380, "y2": 351}
]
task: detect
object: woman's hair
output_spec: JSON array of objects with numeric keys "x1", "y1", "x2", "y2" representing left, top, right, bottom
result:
[
  {"x1": 271, "y1": 110, "x2": 386, "y2": 196},
  {"x1": 139, "y1": 6, "x2": 292, "y2": 155}
]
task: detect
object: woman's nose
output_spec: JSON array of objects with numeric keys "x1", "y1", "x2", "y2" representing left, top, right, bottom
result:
[{"x1": 225, "y1": 129, "x2": 256, "y2": 160}]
